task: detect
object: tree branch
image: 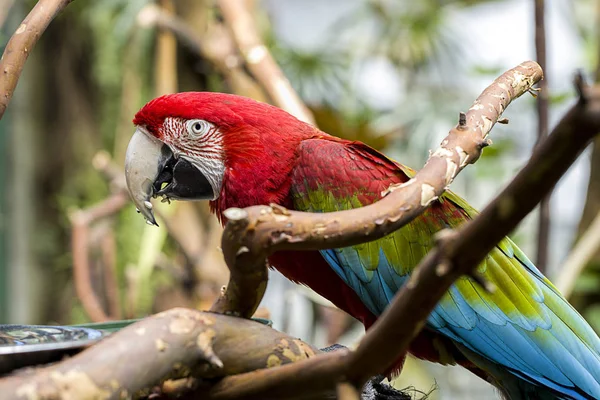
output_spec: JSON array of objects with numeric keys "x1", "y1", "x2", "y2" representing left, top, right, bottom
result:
[
  {"x1": 217, "y1": 0, "x2": 316, "y2": 125},
  {"x1": 137, "y1": 3, "x2": 269, "y2": 103},
  {"x1": 0, "y1": 308, "x2": 321, "y2": 399},
  {"x1": 345, "y1": 73, "x2": 600, "y2": 385},
  {"x1": 0, "y1": 0, "x2": 75, "y2": 120},
  {"x1": 211, "y1": 61, "x2": 543, "y2": 318}
]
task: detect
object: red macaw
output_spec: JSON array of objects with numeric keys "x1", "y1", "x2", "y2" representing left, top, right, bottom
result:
[{"x1": 124, "y1": 92, "x2": 600, "y2": 400}]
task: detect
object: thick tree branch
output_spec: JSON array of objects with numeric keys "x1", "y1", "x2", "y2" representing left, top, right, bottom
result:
[
  {"x1": 211, "y1": 61, "x2": 543, "y2": 318},
  {"x1": 0, "y1": 0, "x2": 74, "y2": 120},
  {"x1": 218, "y1": 0, "x2": 316, "y2": 125},
  {"x1": 0, "y1": 308, "x2": 320, "y2": 399}
]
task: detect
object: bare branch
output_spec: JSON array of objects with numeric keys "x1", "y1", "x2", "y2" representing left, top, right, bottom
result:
[
  {"x1": 0, "y1": 309, "x2": 321, "y2": 399},
  {"x1": 218, "y1": 0, "x2": 316, "y2": 125},
  {"x1": 137, "y1": 3, "x2": 269, "y2": 103},
  {"x1": 70, "y1": 192, "x2": 129, "y2": 322},
  {"x1": 211, "y1": 61, "x2": 543, "y2": 318},
  {"x1": 0, "y1": 0, "x2": 75, "y2": 120}
]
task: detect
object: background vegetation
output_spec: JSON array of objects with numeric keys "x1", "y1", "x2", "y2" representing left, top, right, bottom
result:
[{"x1": 1, "y1": 0, "x2": 598, "y2": 398}]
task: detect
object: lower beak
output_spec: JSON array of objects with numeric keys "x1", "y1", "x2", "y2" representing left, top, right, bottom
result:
[{"x1": 124, "y1": 128, "x2": 215, "y2": 226}]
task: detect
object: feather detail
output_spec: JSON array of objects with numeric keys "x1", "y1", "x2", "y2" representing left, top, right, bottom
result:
[{"x1": 289, "y1": 137, "x2": 600, "y2": 399}]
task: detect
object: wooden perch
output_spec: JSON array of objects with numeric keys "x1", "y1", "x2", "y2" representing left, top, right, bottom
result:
[
  {"x1": 0, "y1": 0, "x2": 75, "y2": 120},
  {"x1": 211, "y1": 61, "x2": 543, "y2": 318},
  {"x1": 0, "y1": 308, "x2": 320, "y2": 399}
]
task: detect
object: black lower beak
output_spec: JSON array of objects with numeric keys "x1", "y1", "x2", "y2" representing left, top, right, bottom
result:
[{"x1": 153, "y1": 146, "x2": 215, "y2": 201}]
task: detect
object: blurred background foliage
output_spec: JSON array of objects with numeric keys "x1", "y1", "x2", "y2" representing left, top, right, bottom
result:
[{"x1": 0, "y1": 0, "x2": 598, "y2": 398}]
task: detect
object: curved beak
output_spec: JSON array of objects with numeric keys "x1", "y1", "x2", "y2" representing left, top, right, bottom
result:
[{"x1": 124, "y1": 128, "x2": 215, "y2": 226}]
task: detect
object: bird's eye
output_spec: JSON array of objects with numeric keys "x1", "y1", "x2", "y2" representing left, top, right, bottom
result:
[{"x1": 187, "y1": 120, "x2": 211, "y2": 138}]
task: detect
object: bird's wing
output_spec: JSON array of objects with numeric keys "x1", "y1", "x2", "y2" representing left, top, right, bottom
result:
[{"x1": 290, "y1": 138, "x2": 600, "y2": 399}]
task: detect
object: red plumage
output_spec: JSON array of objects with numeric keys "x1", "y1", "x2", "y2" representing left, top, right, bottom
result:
[{"x1": 133, "y1": 92, "x2": 477, "y2": 375}]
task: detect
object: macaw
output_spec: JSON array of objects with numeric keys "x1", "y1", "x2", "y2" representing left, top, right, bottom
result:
[{"x1": 124, "y1": 92, "x2": 600, "y2": 400}]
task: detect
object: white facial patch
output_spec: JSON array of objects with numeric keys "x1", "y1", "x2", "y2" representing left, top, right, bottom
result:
[{"x1": 162, "y1": 117, "x2": 226, "y2": 200}]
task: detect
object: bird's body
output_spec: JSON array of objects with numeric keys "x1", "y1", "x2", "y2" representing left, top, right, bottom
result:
[{"x1": 126, "y1": 92, "x2": 600, "y2": 399}]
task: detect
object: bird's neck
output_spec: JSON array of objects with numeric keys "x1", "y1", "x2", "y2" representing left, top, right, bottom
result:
[{"x1": 210, "y1": 126, "x2": 318, "y2": 224}]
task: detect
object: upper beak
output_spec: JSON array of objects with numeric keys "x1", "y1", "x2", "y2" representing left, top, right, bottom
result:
[
  {"x1": 124, "y1": 128, "x2": 216, "y2": 226},
  {"x1": 124, "y1": 128, "x2": 167, "y2": 226}
]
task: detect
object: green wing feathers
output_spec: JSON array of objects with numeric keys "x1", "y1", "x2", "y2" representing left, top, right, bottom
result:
[{"x1": 290, "y1": 138, "x2": 600, "y2": 398}]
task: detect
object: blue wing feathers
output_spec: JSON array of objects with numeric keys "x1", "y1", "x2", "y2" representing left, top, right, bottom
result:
[
  {"x1": 318, "y1": 244, "x2": 600, "y2": 399},
  {"x1": 291, "y1": 139, "x2": 600, "y2": 399}
]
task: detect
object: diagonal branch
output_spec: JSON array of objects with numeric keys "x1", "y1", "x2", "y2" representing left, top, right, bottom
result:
[
  {"x1": 345, "y1": 74, "x2": 600, "y2": 385},
  {"x1": 211, "y1": 61, "x2": 543, "y2": 318},
  {"x1": 0, "y1": 0, "x2": 75, "y2": 120},
  {"x1": 217, "y1": 0, "x2": 316, "y2": 125}
]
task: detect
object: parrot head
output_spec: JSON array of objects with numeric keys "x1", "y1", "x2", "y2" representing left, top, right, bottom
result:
[{"x1": 125, "y1": 92, "x2": 318, "y2": 225}]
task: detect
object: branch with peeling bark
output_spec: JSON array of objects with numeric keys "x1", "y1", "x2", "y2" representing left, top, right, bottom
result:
[
  {"x1": 0, "y1": 0, "x2": 75, "y2": 120},
  {"x1": 211, "y1": 61, "x2": 543, "y2": 318},
  {"x1": 0, "y1": 309, "x2": 322, "y2": 399}
]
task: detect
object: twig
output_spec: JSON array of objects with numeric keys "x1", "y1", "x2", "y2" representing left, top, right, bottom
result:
[
  {"x1": 0, "y1": 0, "x2": 74, "y2": 120},
  {"x1": 70, "y1": 192, "x2": 129, "y2": 322},
  {"x1": 534, "y1": 0, "x2": 551, "y2": 271},
  {"x1": 218, "y1": 0, "x2": 316, "y2": 125},
  {"x1": 556, "y1": 210, "x2": 600, "y2": 298},
  {"x1": 211, "y1": 61, "x2": 543, "y2": 318},
  {"x1": 0, "y1": 308, "x2": 321, "y2": 399}
]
